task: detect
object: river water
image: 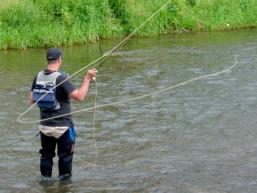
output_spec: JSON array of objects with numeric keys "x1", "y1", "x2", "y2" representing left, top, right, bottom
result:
[{"x1": 0, "y1": 29, "x2": 257, "y2": 193}]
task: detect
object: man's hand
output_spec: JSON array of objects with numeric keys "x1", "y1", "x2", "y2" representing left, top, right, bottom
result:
[
  {"x1": 70, "y1": 69, "x2": 97, "y2": 102},
  {"x1": 85, "y1": 69, "x2": 97, "y2": 80}
]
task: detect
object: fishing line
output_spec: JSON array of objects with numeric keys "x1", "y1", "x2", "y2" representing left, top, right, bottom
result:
[
  {"x1": 68, "y1": 55, "x2": 240, "y2": 168},
  {"x1": 18, "y1": 55, "x2": 239, "y2": 124},
  {"x1": 17, "y1": 0, "x2": 172, "y2": 124},
  {"x1": 75, "y1": 78, "x2": 98, "y2": 168},
  {"x1": 92, "y1": 79, "x2": 98, "y2": 166},
  {"x1": 15, "y1": 0, "x2": 239, "y2": 169},
  {"x1": 16, "y1": 0, "x2": 172, "y2": 168},
  {"x1": 12, "y1": 56, "x2": 239, "y2": 168},
  {"x1": 72, "y1": 78, "x2": 98, "y2": 168}
]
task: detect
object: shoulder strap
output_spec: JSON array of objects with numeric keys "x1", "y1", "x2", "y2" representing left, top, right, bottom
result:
[{"x1": 36, "y1": 71, "x2": 61, "y2": 85}]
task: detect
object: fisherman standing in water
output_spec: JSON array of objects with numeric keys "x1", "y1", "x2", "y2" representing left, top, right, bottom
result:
[{"x1": 29, "y1": 48, "x2": 97, "y2": 181}]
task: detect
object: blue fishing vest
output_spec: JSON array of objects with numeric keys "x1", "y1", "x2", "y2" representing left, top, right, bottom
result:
[{"x1": 32, "y1": 71, "x2": 61, "y2": 110}]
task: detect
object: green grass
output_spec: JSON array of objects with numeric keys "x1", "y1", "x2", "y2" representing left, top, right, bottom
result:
[
  {"x1": 0, "y1": 0, "x2": 20, "y2": 10},
  {"x1": 181, "y1": 0, "x2": 257, "y2": 31},
  {"x1": 0, "y1": 0, "x2": 256, "y2": 49}
]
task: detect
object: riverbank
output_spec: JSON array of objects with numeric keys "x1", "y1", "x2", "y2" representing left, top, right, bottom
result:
[{"x1": 0, "y1": 0, "x2": 256, "y2": 49}]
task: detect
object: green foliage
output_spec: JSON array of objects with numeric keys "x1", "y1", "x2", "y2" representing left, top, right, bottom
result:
[
  {"x1": 0, "y1": 0, "x2": 256, "y2": 49},
  {"x1": 1, "y1": 2, "x2": 40, "y2": 29},
  {"x1": 188, "y1": 0, "x2": 257, "y2": 31},
  {"x1": 186, "y1": 0, "x2": 197, "y2": 7},
  {"x1": 108, "y1": 0, "x2": 132, "y2": 34}
]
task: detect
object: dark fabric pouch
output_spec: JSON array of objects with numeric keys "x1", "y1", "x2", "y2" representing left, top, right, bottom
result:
[{"x1": 68, "y1": 127, "x2": 76, "y2": 144}]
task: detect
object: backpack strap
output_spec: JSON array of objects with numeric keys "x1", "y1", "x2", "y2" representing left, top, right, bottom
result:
[{"x1": 36, "y1": 71, "x2": 61, "y2": 85}]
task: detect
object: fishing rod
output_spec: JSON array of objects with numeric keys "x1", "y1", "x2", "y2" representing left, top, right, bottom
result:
[
  {"x1": 14, "y1": 0, "x2": 240, "y2": 169},
  {"x1": 17, "y1": 0, "x2": 172, "y2": 124},
  {"x1": 16, "y1": 0, "x2": 172, "y2": 168}
]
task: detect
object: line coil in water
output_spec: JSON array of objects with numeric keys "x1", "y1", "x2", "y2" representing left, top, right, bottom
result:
[{"x1": 18, "y1": 55, "x2": 239, "y2": 124}]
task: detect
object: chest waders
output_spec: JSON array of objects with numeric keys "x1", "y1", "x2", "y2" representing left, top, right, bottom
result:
[{"x1": 32, "y1": 71, "x2": 61, "y2": 110}]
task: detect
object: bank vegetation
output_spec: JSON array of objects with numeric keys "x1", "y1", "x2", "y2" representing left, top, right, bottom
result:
[{"x1": 0, "y1": 0, "x2": 256, "y2": 49}]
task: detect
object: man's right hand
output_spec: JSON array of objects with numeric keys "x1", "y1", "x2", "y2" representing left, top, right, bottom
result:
[
  {"x1": 85, "y1": 69, "x2": 97, "y2": 80},
  {"x1": 71, "y1": 68, "x2": 98, "y2": 102}
]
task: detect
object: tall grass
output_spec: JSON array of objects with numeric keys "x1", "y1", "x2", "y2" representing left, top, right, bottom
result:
[
  {"x1": 181, "y1": 0, "x2": 257, "y2": 31},
  {"x1": 0, "y1": 0, "x2": 122, "y2": 49},
  {"x1": 0, "y1": 0, "x2": 20, "y2": 10},
  {"x1": 0, "y1": 0, "x2": 256, "y2": 49}
]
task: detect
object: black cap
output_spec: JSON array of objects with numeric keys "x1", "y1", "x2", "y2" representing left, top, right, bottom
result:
[{"x1": 46, "y1": 48, "x2": 63, "y2": 60}]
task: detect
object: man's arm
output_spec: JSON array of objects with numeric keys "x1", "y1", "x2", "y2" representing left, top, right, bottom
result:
[
  {"x1": 29, "y1": 77, "x2": 36, "y2": 104},
  {"x1": 29, "y1": 91, "x2": 34, "y2": 104},
  {"x1": 70, "y1": 69, "x2": 97, "y2": 102}
]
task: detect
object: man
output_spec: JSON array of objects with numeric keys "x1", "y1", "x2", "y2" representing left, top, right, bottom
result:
[{"x1": 29, "y1": 48, "x2": 97, "y2": 181}]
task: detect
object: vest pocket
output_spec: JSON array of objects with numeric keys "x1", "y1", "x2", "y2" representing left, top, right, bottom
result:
[{"x1": 68, "y1": 127, "x2": 76, "y2": 144}]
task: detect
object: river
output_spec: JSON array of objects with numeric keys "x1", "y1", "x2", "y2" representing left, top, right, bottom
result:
[{"x1": 0, "y1": 29, "x2": 257, "y2": 193}]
